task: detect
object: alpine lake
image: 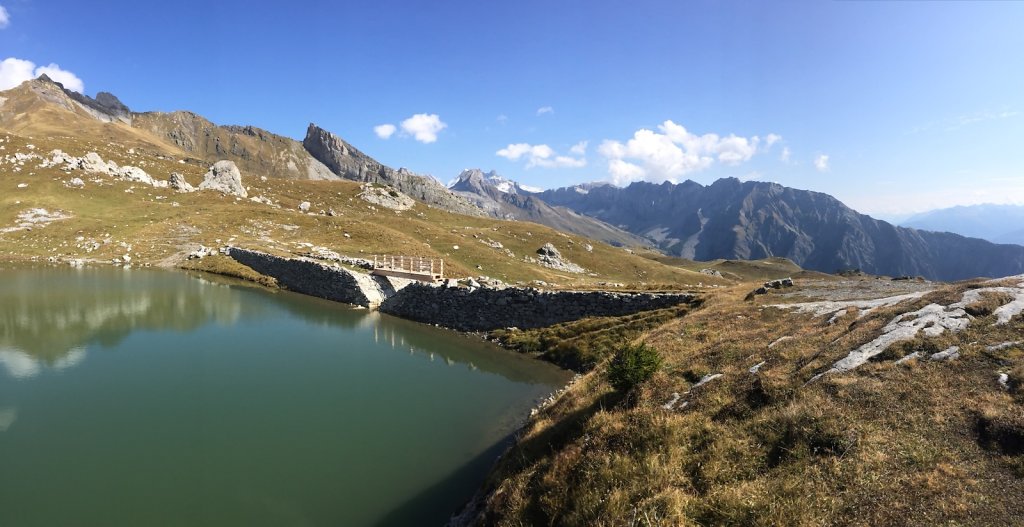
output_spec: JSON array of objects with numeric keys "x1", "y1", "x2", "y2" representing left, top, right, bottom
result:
[{"x1": 0, "y1": 266, "x2": 570, "y2": 526}]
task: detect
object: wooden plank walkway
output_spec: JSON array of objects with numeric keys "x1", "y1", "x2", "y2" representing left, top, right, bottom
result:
[{"x1": 370, "y1": 255, "x2": 443, "y2": 283}]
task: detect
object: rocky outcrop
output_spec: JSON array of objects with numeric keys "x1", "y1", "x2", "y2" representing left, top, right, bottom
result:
[
  {"x1": 302, "y1": 124, "x2": 484, "y2": 216},
  {"x1": 536, "y1": 243, "x2": 585, "y2": 274},
  {"x1": 379, "y1": 284, "x2": 694, "y2": 331},
  {"x1": 40, "y1": 149, "x2": 167, "y2": 188},
  {"x1": 169, "y1": 172, "x2": 194, "y2": 193},
  {"x1": 199, "y1": 160, "x2": 246, "y2": 197},
  {"x1": 358, "y1": 184, "x2": 415, "y2": 211}
]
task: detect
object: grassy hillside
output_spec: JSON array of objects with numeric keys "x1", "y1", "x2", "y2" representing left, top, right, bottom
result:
[
  {"x1": 0, "y1": 131, "x2": 718, "y2": 288},
  {"x1": 469, "y1": 275, "x2": 1024, "y2": 526}
]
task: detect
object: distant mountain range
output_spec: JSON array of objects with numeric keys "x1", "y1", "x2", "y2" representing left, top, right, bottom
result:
[
  {"x1": 448, "y1": 169, "x2": 650, "y2": 248},
  {"x1": 535, "y1": 179, "x2": 1024, "y2": 281},
  {"x1": 900, "y1": 204, "x2": 1024, "y2": 246},
  {"x1": 3, "y1": 74, "x2": 1024, "y2": 281}
]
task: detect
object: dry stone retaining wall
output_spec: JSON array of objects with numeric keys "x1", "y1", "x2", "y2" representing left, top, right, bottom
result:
[
  {"x1": 379, "y1": 283, "x2": 694, "y2": 331},
  {"x1": 229, "y1": 248, "x2": 695, "y2": 330},
  {"x1": 228, "y1": 248, "x2": 386, "y2": 307}
]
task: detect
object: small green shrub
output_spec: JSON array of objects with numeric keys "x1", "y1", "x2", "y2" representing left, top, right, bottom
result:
[{"x1": 607, "y1": 343, "x2": 663, "y2": 393}]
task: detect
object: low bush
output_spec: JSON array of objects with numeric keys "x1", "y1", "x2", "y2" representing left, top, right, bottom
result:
[{"x1": 607, "y1": 343, "x2": 663, "y2": 393}]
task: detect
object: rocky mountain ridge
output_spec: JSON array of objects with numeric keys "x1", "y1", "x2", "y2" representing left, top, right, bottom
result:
[
  {"x1": 448, "y1": 168, "x2": 650, "y2": 247},
  {"x1": 539, "y1": 178, "x2": 1024, "y2": 281},
  {"x1": 302, "y1": 124, "x2": 483, "y2": 216},
  {"x1": 0, "y1": 76, "x2": 485, "y2": 216}
]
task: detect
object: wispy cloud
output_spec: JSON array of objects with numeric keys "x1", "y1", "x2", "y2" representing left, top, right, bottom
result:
[
  {"x1": 373, "y1": 124, "x2": 396, "y2": 139},
  {"x1": 497, "y1": 142, "x2": 586, "y2": 169},
  {"x1": 911, "y1": 109, "x2": 1019, "y2": 134},
  {"x1": 536, "y1": 106, "x2": 554, "y2": 116},
  {"x1": 814, "y1": 154, "x2": 830, "y2": 172},
  {"x1": 0, "y1": 5, "x2": 9, "y2": 29}
]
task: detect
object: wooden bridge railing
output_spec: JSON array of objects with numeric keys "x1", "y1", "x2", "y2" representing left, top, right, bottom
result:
[{"x1": 372, "y1": 255, "x2": 444, "y2": 280}]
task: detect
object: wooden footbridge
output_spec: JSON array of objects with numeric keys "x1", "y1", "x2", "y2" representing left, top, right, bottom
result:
[{"x1": 370, "y1": 255, "x2": 444, "y2": 283}]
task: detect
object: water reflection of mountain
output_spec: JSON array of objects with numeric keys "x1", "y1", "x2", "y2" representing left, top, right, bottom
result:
[
  {"x1": 0, "y1": 267, "x2": 250, "y2": 372},
  {"x1": 0, "y1": 267, "x2": 568, "y2": 386}
]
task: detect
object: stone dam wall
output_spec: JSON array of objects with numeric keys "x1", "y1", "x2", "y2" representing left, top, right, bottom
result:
[
  {"x1": 228, "y1": 248, "x2": 695, "y2": 331},
  {"x1": 228, "y1": 248, "x2": 387, "y2": 307},
  {"x1": 379, "y1": 283, "x2": 694, "y2": 331}
]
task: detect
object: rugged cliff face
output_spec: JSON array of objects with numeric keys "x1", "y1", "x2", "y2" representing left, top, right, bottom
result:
[
  {"x1": 541, "y1": 178, "x2": 1024, "y2": 281},
  {"x1": 449, "y1": 169, "x2": 650, "y2": 247},
  {"x1": 131, "y1": 113, "x2": 338, "y2": 181},
  {"x1": 302, "y1": 124, "x2": 484, "y2": 216}
]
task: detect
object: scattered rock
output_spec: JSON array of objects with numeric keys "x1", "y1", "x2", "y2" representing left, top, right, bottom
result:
[
  {"x1": 811, "y1": 304, "x2": 970, "y2": 381},
  {"x1": 929, "y1": 346, "x2": 961, "y2": 362},
  {"x1": 749, "y1": 361, "x2": 766, "y2": 374},
  {"x1": 168, "y1": 172, "x2": 194, "y2": 193},
  {"x1": 198, "y1": 160, "x2": 247, "y2": 197},
  {"x1": 998, "y1": 372, "x2": 1011, "y2": 391},
  {"x1": 66, "y1": 177, "x2": 85, "y2": 188},
  {"x1": 662, "y1": 392, "x2": 682, "y2": 410},
  {"x1": 536, "y1": 242, "x2": 585, "y2": 274},
  {"x1": 895, "y1": 351, "x2": 922, "y2": 365},
  {"x1": 700, "y1": 268, "x2": 723, "y2": 278},
  {"x1": 358, "y1": 184, "x2": 415, "y2": 211},
  {"x1": 187, "y1": 246, "x2": 218, "y2": 260},
  {"x1": 0, "y1": 208, "x2": 72, "y2": 233},
  {"x1": 768, "y1": 336, "x2": 793, "y2": 349},
  {"x1": 298, "y1": 201, "x2": 311, "y2": 212},
  {"x1": 986, "y1": 341, "x2": 1023, "y2": 352}
]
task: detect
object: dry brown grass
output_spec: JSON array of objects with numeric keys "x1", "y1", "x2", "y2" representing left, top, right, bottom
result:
[{"x1": 474, "y1": 282, "x2": 1024, "y2": 526}]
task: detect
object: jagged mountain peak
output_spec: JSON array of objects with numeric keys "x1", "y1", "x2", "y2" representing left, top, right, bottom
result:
[{"x1": 449, "y1": 168, "x2": 542, "y2": 195}]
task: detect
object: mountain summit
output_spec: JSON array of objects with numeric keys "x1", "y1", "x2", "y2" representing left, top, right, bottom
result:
[
  {"x1": 448, "y1": 169, "x2": 650, "y2": 247},
  {"x1": 539, "y1": 178, "x2": 1024, "y2": 280}
]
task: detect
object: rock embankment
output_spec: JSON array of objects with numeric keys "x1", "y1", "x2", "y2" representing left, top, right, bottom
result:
[
  {"x1": 379, "y1": 283, "x2": 694, "y2": 331},
  {"x1": 227, "y1": 248, "x2": 695, "y2": 331},
  {"x1": 228, "y1": 247, "x2": 393, "y2": 307}
]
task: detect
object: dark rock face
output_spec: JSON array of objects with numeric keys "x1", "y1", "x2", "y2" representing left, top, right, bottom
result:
[
  {"x1": 540, "y1": 178, "x2": 1024, "y2": 281},
  {"x1": 380, "y1": 284, "x2": 695, "y2": 332},
  {"x1": 302, "y1": 124, "x2": 484, "y2": 216},
  {"x1": 448, "y1": 168, "x2": 650, "y2": 247}
]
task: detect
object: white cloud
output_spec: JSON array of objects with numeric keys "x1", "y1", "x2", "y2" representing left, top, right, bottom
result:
[
  {"x1": 399, "y1": 113, "x2": 446, "y2": 143},
  {"x1": 814, "y1": 154, "x2": 830, "y2": 172},
  {"x1": 373, "y1": 123, "x2": 396, "y2": 139},
  {"x1": 536, "y1": 106, "x2": 554, "y2": 116},
  {"x1": 496, "y1": 114, "x2": 508, "y2": 125},
  {"x1": 598, "y1": 120, "x2": 776, "y2": 184},
  {"x1": 780, "y1": 147, "x2": 792, "y2": 163},
  {"x1": 0, "y1": 57, "x2": 85, "y2": 93},
  {"x1": 569, "y1": 141, "x2": 588, "y2": 156},
  {"x1": 0, "y1": 5, "x2": 9, "y2": 29},
  {"x1": 607, "y1": 159, "x2": 645, "y2": 184},
  {"x1": 496, "y1": 142, "x2": 586, "y2": 169}
]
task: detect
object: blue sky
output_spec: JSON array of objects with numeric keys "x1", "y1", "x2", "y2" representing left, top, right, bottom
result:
[{"x1": 1, "y1": 0, "x2": 1022, "y2": 218}]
